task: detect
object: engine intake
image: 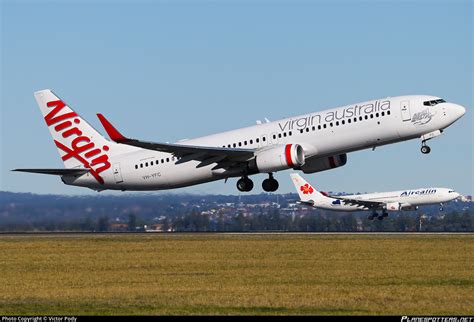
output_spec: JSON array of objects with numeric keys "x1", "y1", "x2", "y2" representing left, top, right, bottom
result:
[{"x1": 253, "y1": 144, "x2": 305, "y2": 173}]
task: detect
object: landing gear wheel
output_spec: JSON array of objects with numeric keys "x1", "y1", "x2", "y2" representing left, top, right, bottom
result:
[
  {"x1": 237, "y1": 177, "x2": 254, "y2": 192},
  {"x1": 262, "y1": 174, "x2": 279, "y2": 192},
  {"x1": 367, "y1": 214, "x2": 375, "y2": 221},
  {"x1": 377, "y1": 215, "x2": 384, "y2": 221},
  {"x1": 421, "y1": 145, "x2": 431, "y2": 154}
]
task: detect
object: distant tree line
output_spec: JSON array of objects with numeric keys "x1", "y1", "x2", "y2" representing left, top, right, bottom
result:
[
  {"x1": 170, "y1": 209, "x2": 473, "y2": 232},
  {"x1": 0, "y1": 209, "x2": 472, "y2": 232},
  {"x1": 1, "y1": 191, "x2": 472, "y2": 232}
]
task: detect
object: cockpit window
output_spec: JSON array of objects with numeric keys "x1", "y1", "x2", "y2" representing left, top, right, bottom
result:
[{"x1": 423, "y1": 99, "x2": 446, "y2": 106}]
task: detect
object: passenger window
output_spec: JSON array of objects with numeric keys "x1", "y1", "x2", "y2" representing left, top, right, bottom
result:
[
  {"x1": 233, "y1": 143, "x2": 236, "y2": 148},
  {"x1": 283, "y1": 132, "x2": 287, "y2": 137},
  {"x1": 323, "y1": 124, "x2": 327, "y2": 129},
  {"x1": 336, "y1": 121, "x2": 339, "y2": 126},
  {"x1": 289, "y1": 131, "x2": 292, "y2": 136},
  {"x1": 250, "y1": 139, "x2": 253, "y2": 144},
  {"x1": 300, "y1": 129, "x2": 303, "y2": 134},
  {"x1": 263, "y1": 137, "x2": 266, "y2": 142},
  {"x1": 312, "y1": 126, "x2": 315, "y2": 131},
  {"x1": 278, "y1": 133, "x2": 282, "y2": 138},
  {"x1": 387, "y1": 110, "x2": 391, "y2": 115},
  {"x1": 330, "y1": 123, "x2": 333, "y2": 127},
  {"x1": 135, "y1": 165, "x2": 138, "y2": 169},
  {"x1": 381, "y1": 112, "x2": 385, "y2": 117},
  {"x1": 161, "y1": 159, "x2": 164, "y2": 163},
  {"x1": 145, "y1": 162, "x2": 148, "y2": 167},
  {"x1": 244, "y1": 141, "x2": 247, "y2": 145},
  {"x1": 348, "y1": 119, "x2": 351, "y2": 124},
  {"x1": 318, "y1": 125, "x2": 321, "y2": 130},
  {"x1": 342, "y1": 120, "x2": 345, "y2": 125},
  {"x1": 256, "y1": 138, "x2": 260, "y2": 143},
  {"x1": 359, "y1": 116, "x2": 363, "y2": 121},
  {"x1": 140, "y1": 164, "x2": 143, "y2": 168},
  {"x1": 364, "y1": 115, "x2": 368, "y2": 120},
  {"x1": 370, "y1": 114, "x2": 373, "y2": 119},
  {"x1": 376, "y1": 113, "x2": 379, "y2": 117},
  {"x1": 306, "y1": 128, "x2": 309, "y2": 132},
  {"x1": 238, "y1": 142, "x2": 242, "y2": 147}
]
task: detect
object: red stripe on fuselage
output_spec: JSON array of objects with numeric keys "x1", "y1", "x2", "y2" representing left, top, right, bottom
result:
[{"x1": 285, "y1": 144, "x2": 294, "y2": 168}]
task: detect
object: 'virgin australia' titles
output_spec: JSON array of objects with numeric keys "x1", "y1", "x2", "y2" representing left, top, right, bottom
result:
[{"x1": 278, "y1": 100, "x2": 390, "y2": 132}]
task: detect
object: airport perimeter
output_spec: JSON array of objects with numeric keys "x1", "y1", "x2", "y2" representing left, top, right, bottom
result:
[{"x1": 0, "y1": 233, "x2": 473, "y2": 315}]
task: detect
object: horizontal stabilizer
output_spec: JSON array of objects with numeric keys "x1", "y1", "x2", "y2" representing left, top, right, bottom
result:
[
  {"x1": 12, "y1": 168, "x2": 90, "y2": 176},
  {"x1": 296, "y1": 200, "x2": 315, "y2": 206}
]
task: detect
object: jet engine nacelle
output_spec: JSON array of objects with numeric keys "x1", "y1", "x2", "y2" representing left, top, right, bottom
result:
[
  {"x1": 385, "y1": 202, "x2": 401, "y2": 211},
  {"x1": 400, "y1": 204, "x2": 418, "y2": 211},
  {"x1": 300, "y1": 154, "x2": 347, "y2": 174},
  {"x1": 253, "y1": 144, "x2": 305, "y2": 172}
]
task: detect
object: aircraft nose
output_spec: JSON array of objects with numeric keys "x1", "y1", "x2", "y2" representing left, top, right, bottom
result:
[{"x1": 453, "y1": 104, "x2": 466, "y2": 119}]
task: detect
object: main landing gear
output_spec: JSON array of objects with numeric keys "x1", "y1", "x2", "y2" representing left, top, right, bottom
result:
[
  {"x1": 367, "y1": 211, "x2": 388, "y2": 221},
  {"x1": 236, "y1": 176, "x2": 254, "y2": 192},
  {"x1": 236, "y1": 174, "x2": 280, "y2": 192},
  {"x1": 262, "y1": 173, "x2": 279, "y2": 192}
]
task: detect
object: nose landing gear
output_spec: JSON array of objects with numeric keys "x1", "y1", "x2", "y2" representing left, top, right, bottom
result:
[
  {"x1": 421, "y1": 143, "x2": 431, "y2": 154},
  {"x1": 262, "y1": 173, "x2": 279, "y2": 192}
]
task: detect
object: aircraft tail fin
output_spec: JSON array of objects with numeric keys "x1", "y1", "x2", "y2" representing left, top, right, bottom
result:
[
  {"x1": 290, "y1": 173, "x2": 330, "y2": 204},
  {"x1": 32, "y1": 89, "x2": 138, "y2": 184},
  {"x1": 34, "y1": 89, "x2": 118, "y2": 169}
]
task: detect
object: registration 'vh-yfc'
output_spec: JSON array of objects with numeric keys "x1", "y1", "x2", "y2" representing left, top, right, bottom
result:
[{"x1": 14, "y1": 90, "x2": 466, "y2": 192}]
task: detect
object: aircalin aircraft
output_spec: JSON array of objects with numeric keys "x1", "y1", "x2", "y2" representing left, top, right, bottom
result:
[
  {"x1": 290, "y1": 173, "x2": 461, "y2": 220},
  {"x1": 14, "y1": 90, "x2": 465, "y2": 192}
]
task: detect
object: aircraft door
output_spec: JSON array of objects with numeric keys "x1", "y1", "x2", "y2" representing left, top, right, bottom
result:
[
  {"x1": 113, "y1": 163, "x2": 124, "y2": 183},
  {"x1": 400, "y1": 100, "x2": 411, "y2": 121}
]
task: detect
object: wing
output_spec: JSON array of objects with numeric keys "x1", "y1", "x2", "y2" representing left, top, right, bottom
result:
[
  {"x1": 12, "y1": 168, "x2": 90, "y2": 176},
  {"x1": 331, "y1": 196, "x2": 384, "y2": 209},
  {"x1": 96, "y1": 114, "x2": 256, "y2": 169}
]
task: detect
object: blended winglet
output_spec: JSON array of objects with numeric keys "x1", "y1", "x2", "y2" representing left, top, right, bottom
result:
[{"x1": 97, "y1": 114, "x2": 127, "y2": 143}]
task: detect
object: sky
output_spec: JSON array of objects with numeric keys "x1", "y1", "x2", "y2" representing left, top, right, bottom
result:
[{"x1": 0, "y1": 0, "x2": 472, "y2": 196}]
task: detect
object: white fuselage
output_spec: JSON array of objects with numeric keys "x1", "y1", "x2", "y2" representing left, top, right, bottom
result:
[
  {"x1": 63, "y1": 95, "x2": 465, "y2": 191},
  {"x1": 314, "y1": 188, "x2": 460, "y2": 212}
]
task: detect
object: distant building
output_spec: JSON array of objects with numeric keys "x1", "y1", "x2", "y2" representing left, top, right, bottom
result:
[
  {"x1": 110, "y1": 223, "x2": 128, "y2": 232},
  {"x1": 146, "y1": 224, "x2": 172, "y2": 232}
]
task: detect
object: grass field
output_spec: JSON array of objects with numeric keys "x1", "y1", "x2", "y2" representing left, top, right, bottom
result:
[{"x1": 0, "y1": 233, "x2": 473, "y2": 315}]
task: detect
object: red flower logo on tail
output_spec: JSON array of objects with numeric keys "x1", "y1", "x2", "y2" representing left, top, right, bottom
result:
[{"x1": 300, "y1": 183, "x2": 314, "y2": 195}]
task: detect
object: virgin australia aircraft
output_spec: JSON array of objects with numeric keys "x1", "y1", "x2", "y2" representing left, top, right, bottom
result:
[
  {"x1": 14, "y1": 90, "x2": 465, "y2": 192},
  {"x1": 290, "y1": 173, "x2": 461, "y2": 220}
]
